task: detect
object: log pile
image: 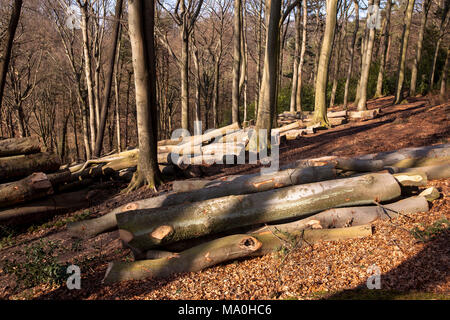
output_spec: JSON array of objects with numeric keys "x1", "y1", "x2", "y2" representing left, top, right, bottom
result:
[
  {"x1": 68, "y1": 143, "x2": 449, "y2": 284},
  {"x1": 276, "y1": 108, "x2": 381, "y2": 138}
]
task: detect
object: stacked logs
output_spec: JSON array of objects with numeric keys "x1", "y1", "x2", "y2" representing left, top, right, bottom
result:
[
  {"x1": 65, "y1": 142, "x2": 450, "y2": 284},
  {"x1": 0, "y1": 123, "x2": 258, "y2": 226},
  {"x1": 276, "y1": 108, "x2": 381, "y2": 140}
]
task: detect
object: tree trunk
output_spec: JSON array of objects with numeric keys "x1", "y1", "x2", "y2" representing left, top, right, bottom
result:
[
  {"x1": 78, "y1": 0, "x2": 97, "y2": 154},
  {"x1": 0, "y1": 0, "x2": 22, "y2": 113},
  {"x1": 395, "y1": 0, "x2": 415, "y2": 104},
  {"x1": 290, "y1": 4, "x2": 301, "y2": 113},
  {"x1": 0, "y1": 189, "x2": 93, "y2": 226},
  {"x1": 0, "y1": 136, "x2": 40, "y2": 157},
  {"x1": 296, "y1": 0, "x2": 308, "y2": 112},
  {"x1": 429, "y1": 8, "x2": 449, "y2": 90},
  {"x1": 249, "y1": 0, "x2": 282, "y2": 151},
  {"x1": 232, "y1": 0, "x2": 242, "y2": 125},
  {"x1": 116, "y1": 173, "x2": 400, "y2": 253},
  {"x1": 343, "y1": 0, "x2": 358, "y2": 108},
  {"x1": 357, "y1": 0, "x2": 380, "y2": 111},
  {"x1": 375, "y1": 0, "x2": 392, "y2": 98},
  {"x1": 103, "y1": 234, "x2": 262, "y2": 283},
  {"x1": 409, "y1": 0, "x2": 431, "y2": 96},
  {"x1": 181, "y1": 28, "x2": 190, "y2": 131},
  {"x1": 124, "y1": 0, "x2": 161, "y2": 192},
  {"x1": 440, "y1": 46, "x2": 449, "y2": 97},
  {"x1": 93, "y1": 0, "x2": 124, "y2": 157},
  {"x1": 0, "y1": 172, "x2": 53, "y2": 209},
  {"x1": 312, "y1": 0, "x2": 338, "y2": 126},
  {"x1": 0, "y1": 152, "x2": 61, "y2": 182}
]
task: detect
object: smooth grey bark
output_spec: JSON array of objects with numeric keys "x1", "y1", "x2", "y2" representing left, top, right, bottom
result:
[{"x1": 0, "y1": 0, "x2": 22, "y2": 113}]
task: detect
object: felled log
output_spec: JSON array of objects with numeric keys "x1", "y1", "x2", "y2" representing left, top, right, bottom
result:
[
  {"x1": 0, "y1": 136, "x2": 41, "y2": 157},
  {"x1": 172, "y1": 179, "x2": 214, "y2": 193},
  {"x1": 217, "y1": 130, "x2": 250, "y2": 144},
  {"x1": 157, "y1": 137, "x2": 183, "y2": 146},
  {"x1": 168, "y1": 122, "x2": 241, "y2": 154},
  {"x1": 0, "y1": 189, "x2": 93, "y2": 226},
  {"x1": 385, "y1": 163, "x2": 450, "y2": 180},
  {"x1": 103, "y1": 225, "x2": 371, "y2": 283},
  {"x1": 329, "y1": 117, "x2": 347, "y2": 126},
  {"x1": 67, "y1": 165, "x2": 337, "y2": 239},
  {"x1": 393, "y1": 172, "x2": 428, "y2": 187},
  {"x1": 327, "y1": 110, "x2": 348, "y2": 118},
  {"x1": 251, "y1": 225, "x2": 372, "y2": 256},
  {"x1": 348, "y1": 108, "x2": 380, "y2": 120},
  {"x1": 0, "y1": 152, "x2": 61, "y2": 182},
  {"x1": 419, "y1": 187, "x2": 440, "y2": 202},
  {"x1": 0, "y1": 172, "x2": 54, "y2": 209},
  {"x1": 116, "y1": 173, "x2": 400, "y2": 253},
  {"x1": 285, "y1": 128, "x2": 316, "y2": 140},
  {"x1": 305, "y1": 144, "x2": 450, "y2": 172},
  {"x1": 103, "y1": 234, "x2": 262, "y2": 284},
  {"x1": 272, "y1": 121, "x2": 304, "y2": 135},
  {"x1": 251, "y1": 196, "x2": 429, "y2": 232}
]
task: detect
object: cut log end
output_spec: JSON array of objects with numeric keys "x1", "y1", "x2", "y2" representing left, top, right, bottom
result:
[
  {"x1": 238, "y1": 236, "x2": 262, "y2": 252},
  {"x1": 150, "y1": 225, "x2": 174, "y2": 241},
  {"x1": 119, "y1": 229, "x2": 134, "y2": 243}
]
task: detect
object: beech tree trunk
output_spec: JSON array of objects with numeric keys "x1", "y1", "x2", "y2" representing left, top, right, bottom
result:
[
  {"x1": 0, "y1": 136, "x2": 40, "y2": 157},
  {"x1": 103, "y1": 225, "x2": 371, "y2": 283},
  {"x1": 0, "y1": 172, "x2": 53, "y2": 208},
  {"x1": 375, "y1": 0, "x2": 392, "y2": 98},
  {"x1": 254, "y1": 196, "x2": 428, "y2": 232},
  {"x1": 125, "y1": 0, "x2": 162, "y2": 192},
  {"x1": 93, "y1": 0, "x2": 124, "y2": 157},
  {"x1": 103, "y1": 234, "x2": 261, "y2": 283},
  {"x1": 296, "y1": 0, "x2": 308, "y2": 112},
  {"x1": 409, "y1": 0, "x2": 431, "y2": 96},
  {"x1": 343, "y1": 0, "x2": 359, "y2": 108},
  {"x1": 395, "y1": 0, "x2": 415, "y2": 104},
  {"x1": 116, "y1": 173, "x2": 400, "y2": 253},
  {"x1": 232, "y1": 0, "x2": 242, "y2": 125},
  {"x1": 78, "y1": 0, "x2": 97, "y2": 154},
  {"x1": 0, "y1": 0, "x2": 22, "y2": 113},
  {"x1": 0, "y1": 152, "x2": 61, "y2": 182},
  {"x1": 312, "y1": 0, "x2": 338, "y2": 126},
  {"x1": 357, "y1": 0, "x2": 380, "y2": 111},
  {"x1": 440, "y1": 46, "x2": 449, "y2": 97},
  {"x1": 290, "y1": 4, "x2": 301, "y2": 113},
  {"x1": 0, "y1": 189, "x2": 93, "y2": 226},
  {"x1": 249, "y1": 0, "x2": 282, "y2": 151}
]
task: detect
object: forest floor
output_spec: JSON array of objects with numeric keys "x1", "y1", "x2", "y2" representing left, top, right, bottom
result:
[{"x1": 0, "y1": 94, "x2": 449, "y2": 300}]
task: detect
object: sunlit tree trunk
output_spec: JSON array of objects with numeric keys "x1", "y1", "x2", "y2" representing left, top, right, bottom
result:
[
  {"x1": 312, "y1": 0, "x2": 338, "y2": 126},
  {"x1": 0, "y1": 0, "x2": 22, "y2": 113},
  {"x1": 395, "y1": 0, "x2": 415, "y2": 104},
  {"x1": 250, "y1": 0, "x2": 281, "y2": 151},
  {"x1": 78, "y1": 0, "x2": 97, "y2": 155},
  {"x1": 357, "y1": 0, "x2": 380, "y2": 111},
  {"x1": 409, "y1": 0, "x2": 431, "y2": 96},
  {"x1": 296, "y1": 0, "x2": 307, "y2": 112},
  {"x1": 125, "y1": 0, "x2": 161, "y2": 192},
  {"x1": 290, "y1": 4, "x2": 301, "y2": 113},
  {"x1": 375, "y1": 0, "x2": 392, "y2": 98},
  {"x1": 343, "y1": 0, "x2": 358, "y2": 108},
  {"x1": 232, "y1": 0, "x2": 242, "y2": 125}
]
